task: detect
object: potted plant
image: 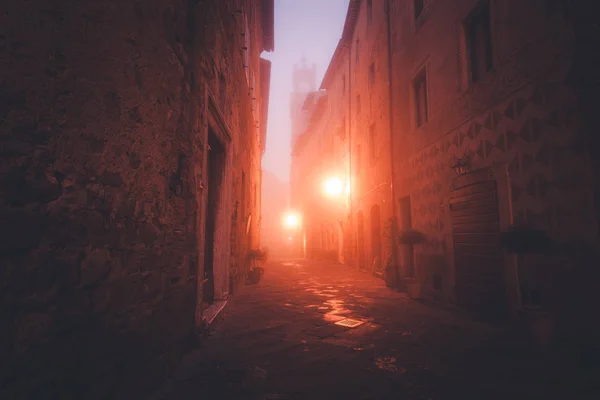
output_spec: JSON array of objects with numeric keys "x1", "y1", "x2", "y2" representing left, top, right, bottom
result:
[
  {"x1": 245, "y1": 248, "x2": 268, "y2": 285},
  {"x1": 397, "y1": 229, "x2": 427, "y2": 299},
  {"x1": 397, "y1": 229, "x2": 427, "y2": 246},
  {"x1": 500, "y1": 224, "x2": 555, "y2": 350},
  {"x1": 381, "y1": 219, "x2": 396, "y2": 287}
]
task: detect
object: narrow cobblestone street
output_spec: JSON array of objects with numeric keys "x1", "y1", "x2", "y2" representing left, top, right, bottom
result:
[{"x1": 151, "y1": 259, "x2": 593, "y2": 400}]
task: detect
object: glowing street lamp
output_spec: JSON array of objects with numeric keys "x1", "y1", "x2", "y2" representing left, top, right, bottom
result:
[
  {"x1": 286, "y1": 214, "x2": 299, "y2": 227},
  {"x1": 323, "y1": 177, "x2": 344, "y2": 197},
  {"x1": 283, "y1": 211, "x2": 301, "y2": 229}
]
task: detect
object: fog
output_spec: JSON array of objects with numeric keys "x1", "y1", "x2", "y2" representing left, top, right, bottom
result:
[{"x1": 262, "y1": 0, "x2": 350, "y2": 183}]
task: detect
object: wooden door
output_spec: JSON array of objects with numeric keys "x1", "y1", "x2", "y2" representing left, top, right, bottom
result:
[{"x1": 450, "y1": 180, "x2": 506, "y2": 317}]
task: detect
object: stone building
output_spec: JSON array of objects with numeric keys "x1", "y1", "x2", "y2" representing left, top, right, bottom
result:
[
  {"x1": 289, "y1": 59, "x2": 320, "y2": 221},
  {"x1": 0, "y1": 0, "x2": 273, "y2": 398},
  {"x1": 295, "y1": 0, "x2": 600, "y2": 339},
  {"x1": 289, "y1": 58, "x2": 318, "y2": 148},
  {"x1": 292, "y1": 0, "x2": 393, "y2": 271},
  {"x1": 292, "y1": 90, "x2": 348, "y2": 263},
  {"x1": 387, "y1": 0, "x2": 599, "y2": 323}
]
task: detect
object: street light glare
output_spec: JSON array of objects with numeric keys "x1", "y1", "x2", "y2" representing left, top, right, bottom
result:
[
  {"x1": 324, "y1": 177, "x2": 344, "y2": 197},
  {"x1": 283, "y1": 211, "x2": 301, "y2": 230},
  {"x1": 286, "y1": 214, "x2": 299, "y2": 227}
]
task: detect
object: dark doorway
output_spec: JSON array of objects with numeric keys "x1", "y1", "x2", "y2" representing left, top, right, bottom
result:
[
  {"x1": 203, "y1": 127, "x2": 225, "y2": 305},
  {"x1": 450, "y1": 179, "x2": 506, "y2": 318},
  {"x1": 357, "y1": 211, "x2": 366, "y2": 271},
  {"x1": 370, "y1": 205, "x2": 382, "y2": 275},
  {"x1": 399, "y1": 196, "x2": 415, "y2": 277}
]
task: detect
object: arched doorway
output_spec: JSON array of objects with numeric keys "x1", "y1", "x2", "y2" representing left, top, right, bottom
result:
[
  {"x1": 370, "y1": 204, "x2": 382, "y2": 275},
  {"x1": 357, "y1": 211, "x2": 366, "y2": 271}
]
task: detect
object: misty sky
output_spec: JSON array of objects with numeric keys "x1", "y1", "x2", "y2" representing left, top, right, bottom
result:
[{"x1": 262, "y1": 0, "x2": 349, "y2": 183}]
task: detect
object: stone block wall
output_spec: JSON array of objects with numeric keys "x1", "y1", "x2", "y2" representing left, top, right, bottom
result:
[{"x1": 0, "y1": 0, "x2": 268, "y2": 397}]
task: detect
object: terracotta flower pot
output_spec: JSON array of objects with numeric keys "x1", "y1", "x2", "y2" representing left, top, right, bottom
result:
[{"x1": 246, "y1": 267, "x2": 264, "y2": 285}]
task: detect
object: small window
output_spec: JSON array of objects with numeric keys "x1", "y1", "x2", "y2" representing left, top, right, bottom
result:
[
  {"x1": 367, "y1": 0, "x2": 373, "y2": 29},
  {"x1": 464, "y1": 0, "x2": 493, "y2": 83},
  {"x1": 340, "y1": 118, "x2": 346, "y2": 140},
  {"x1": 355, "y1": 40, "x2": 360, "y2": 64},
  {"x1": 414, "y1": 0, "x2": 424, "y2": 20},
  {"x1": 368, "y1": 63, "x2": 375, "y2": 88},
  {"x1": 356, "y1": 94, "x2": 361, "y2": 114},
  {"x1": 355, "y1": 145, "x2": 362, "y2": 173},
  {"x1": 413, "y1": 68, "x2": 428, "y2": 128},
  {"x1": 369, "y1": 124, "x2": 377, "y2": 164},
  {"x1": 342, "y1": 74, "x2": 346, "y2": 94}
]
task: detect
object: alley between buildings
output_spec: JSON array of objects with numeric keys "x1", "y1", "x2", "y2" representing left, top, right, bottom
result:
[
  {"x1": 151, "y1": 259, "x2": 596, "y2": 400},
  {"x1": 2, "y1": 0, "x2": 600, "y2": 398}
]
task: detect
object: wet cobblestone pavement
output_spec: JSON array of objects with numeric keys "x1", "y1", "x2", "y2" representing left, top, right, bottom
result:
[{"x1": 151, "y1": 259, "x2": 595, "y2": 400}]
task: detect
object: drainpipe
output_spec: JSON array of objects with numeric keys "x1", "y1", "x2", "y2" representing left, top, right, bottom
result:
[{"x1": 385, "y1": 0, "x2": 400, "y2": 286}]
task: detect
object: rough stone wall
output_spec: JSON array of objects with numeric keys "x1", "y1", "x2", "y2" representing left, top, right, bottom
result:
[{"x1": 0, "y1": 0, "x2": 267, "y2": 397}]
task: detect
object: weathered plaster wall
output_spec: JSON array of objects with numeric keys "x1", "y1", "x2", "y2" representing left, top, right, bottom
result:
[{"x1": 389, "y1": 0, "x2": 599, "y2": 311}]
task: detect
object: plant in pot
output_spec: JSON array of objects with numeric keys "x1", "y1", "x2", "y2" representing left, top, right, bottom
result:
[
  {"x1": 397, "y1": 229, "x2": 427, "y2": 299},
  {"x1": 500, "y1": 224, "x2": 555, "y2": 349},
  {"x1": 245, "y1": 248, "x2": 268, "y2": 285}
]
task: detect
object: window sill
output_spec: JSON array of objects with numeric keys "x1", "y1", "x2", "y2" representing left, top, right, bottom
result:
[{"x1": 462, "y1": 67, "x2": 497, "y2": 93}]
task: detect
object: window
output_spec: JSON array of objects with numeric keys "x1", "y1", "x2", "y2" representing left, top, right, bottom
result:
[
  {"x1": 413, "y1": 68, "x2": 428, "y2": 128},
  {"x1": 464, "y1": 0, "x2": 493, "y2": 83},
  {"x1": 356, "y1": 94, "x2": 361, "y2": 114},
  {"x1": 368, "y1": 63, "x2": 375, "y2": 88},
  {"x1": 355, "y1": 145, "x2": 362, "y2": 173},
  {"x1": 367, "y1": 0, "x2": 373, "y2": 29},
  {"x1": 369, "y1": 124, "x2": 377, "y2": 164},
  {"x1": 355, "y1": 40, "x2": 360, "y2": 64},
  {"x1": 342, "y1": 74, "x2": 346, "y2": 94},
  {"x1": 414, "y1": 0, "x2": 424, "y2": 20}
]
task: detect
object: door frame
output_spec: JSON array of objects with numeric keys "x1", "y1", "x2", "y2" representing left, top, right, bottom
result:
[{"x1": 195, "y1": 88, "x2": 233, "y2": 327}]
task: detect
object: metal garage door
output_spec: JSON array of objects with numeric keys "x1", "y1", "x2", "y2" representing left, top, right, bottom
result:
[{"x1": 450, "y1": 180, "x2": 506, "y2": 317}]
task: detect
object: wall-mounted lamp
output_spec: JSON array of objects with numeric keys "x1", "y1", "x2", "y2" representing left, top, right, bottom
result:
[{"x1": 451, "y1": 156, "x2": 470, "y2": 176}]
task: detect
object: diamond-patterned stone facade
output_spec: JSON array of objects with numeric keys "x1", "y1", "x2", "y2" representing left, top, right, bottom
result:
[{"x1": 400, "y1": 79, "x2": 592, "y2": 260}]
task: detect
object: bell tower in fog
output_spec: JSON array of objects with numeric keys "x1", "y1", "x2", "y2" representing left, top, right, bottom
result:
[{"x1": 290, "y1": 57, "x2": 317, "y2": 148}]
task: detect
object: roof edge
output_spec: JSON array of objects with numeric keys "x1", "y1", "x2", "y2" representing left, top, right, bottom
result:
[{"x1": 319, "y1": 0, "x2": 361, "y2": 89}]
